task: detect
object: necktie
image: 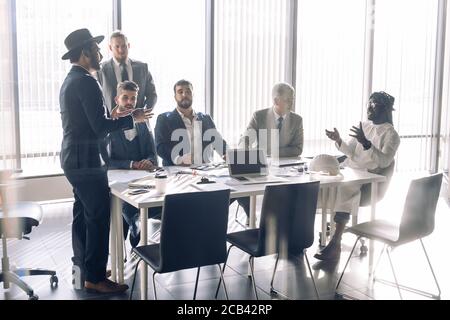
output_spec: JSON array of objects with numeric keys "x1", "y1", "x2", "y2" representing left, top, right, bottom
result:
[
  {"x1": 120, "y1": 62, "x2": 129, "y2": 82},
  {"x1": 277, "y1": 117, "x2": 283, "y2": 130}
]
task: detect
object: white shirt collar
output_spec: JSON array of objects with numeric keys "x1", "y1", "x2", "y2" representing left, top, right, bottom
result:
[
  {"x1": 113, "y1": 57, "x2": 130, "y2": 66},
  {"x1": 176, "y1": 108, "x2": 197, "y2": 120},
  {"x1": 272, "y1": 107, "x2": 287, "y2": 120}
]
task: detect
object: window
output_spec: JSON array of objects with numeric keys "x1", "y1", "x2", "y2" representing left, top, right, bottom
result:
[
  {"x1": 440, "y1": 2, "x2": 450, "y2": 175},
  {"x1": 214, "y1": 0, "x2": 293, "y2": 146},
  {"x1": 295, "y1": 0, "x2": 367, "y2": 157},
  {"x1": 15, "y1": 0, "x2": 113, "y2": 173},
  {"x1": 372, "y1": 0, "x2": 439, "y2": 172},
  {"x1": 1, "y1": 0, "x2": 447, "y2": 175},
  {"x1": 121, "y1": 0, "x2": 206, "y2": 127},
  {"x1": 0, "y1": 0, "x2": 17, "y2": 170}
]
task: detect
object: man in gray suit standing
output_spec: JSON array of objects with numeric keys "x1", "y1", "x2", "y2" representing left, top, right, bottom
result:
[
  {"x1": 239, "y1": 83, "x2": 303, "y2": 158},
  {"x1": 97, "y1": 30, "x2": 157, "y2": 113}
]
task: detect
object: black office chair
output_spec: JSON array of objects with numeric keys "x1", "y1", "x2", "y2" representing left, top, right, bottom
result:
[
  {"x1": 0, "y1": 173, "x2": 58, "y2": 300},
  {"x1": 336, "y1": 173, "x2": 443, "y2": 300},
  {"x1": 217, "y1": 181, "x2": 321, "y2": 300},
  {"x1": 129, "y1": 189, "x2": 231, "y2": 300}
]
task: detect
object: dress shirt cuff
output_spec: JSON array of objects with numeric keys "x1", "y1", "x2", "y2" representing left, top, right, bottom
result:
[
  {"x1": 130, "y1": 161, "x2": 134, "y2": 169},
  {"x1": 174, "y1": 156, "x2": 183, "y2": 165}
]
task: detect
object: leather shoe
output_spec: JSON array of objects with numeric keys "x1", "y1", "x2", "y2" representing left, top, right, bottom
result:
[
  {"x1": 85, "y1": 279, "x2": 129, "y2": 294},
  {"x1": 314, "y1": 241, "x2": 341, "y2": 261}
]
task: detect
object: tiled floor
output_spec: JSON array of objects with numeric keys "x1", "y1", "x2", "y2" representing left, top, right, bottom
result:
[{"x1": 1, "y1": 174, "x2": 449, "y2": 300}]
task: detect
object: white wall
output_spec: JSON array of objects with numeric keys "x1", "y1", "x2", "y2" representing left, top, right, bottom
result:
[{"x1": 16, "y1": 175, "x2": 72, "y2": 202}]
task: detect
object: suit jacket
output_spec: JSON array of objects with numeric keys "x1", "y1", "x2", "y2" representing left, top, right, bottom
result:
[
  {"x1": 155, "y1": 109, "x2": 227, "y2": 166},
  {"x1": 103, "y1": 122, "x2": 158, "y2": 169},
  {"x1": 97, "y1": 58, "x2": 157, "y2": 112},
  {"x1": 59, "y1": 65, "x2": 133, "y2": 171},
  {"x1": 239, "y1": 107, "x2": 303, "y2": 157}
]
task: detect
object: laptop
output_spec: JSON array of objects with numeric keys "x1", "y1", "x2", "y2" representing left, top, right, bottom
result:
[
  {"x1": 271, "y1": 157, "x2": 306, "y2": 167},
  {"x1": 226, "y1": 149, "x2": 287, "y2": 185}
]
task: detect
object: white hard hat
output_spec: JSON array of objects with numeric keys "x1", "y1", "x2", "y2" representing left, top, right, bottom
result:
[{"x1": 309, "y1": 154, "x2": 340, "y2": 176}]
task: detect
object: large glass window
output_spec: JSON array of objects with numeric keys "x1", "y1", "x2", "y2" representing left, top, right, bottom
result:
[
  {"x1": 440, "y1": 2, "x2": 450, "y2": 175},
  {"x1": 295, "y1": 0, "x2": 367, "y2": 157},
  {"x1": 214, "y1": 0, "x2": 293, "y2": 146},
  {"x1": 15, "y1": 0, "x2": 113, "y2": 173},
  {"x1": 1, "y1": 0, "x2": 447, "y2": 175},
  {"x1": 121, "y1": 0, "x2": 206, "y2": 127},
  {"x1": 372, "y1": 0, "x2": 439, "y2": 172},
  {"x1": 0, "y1": 0, "x2": 17, "y2": 170}
]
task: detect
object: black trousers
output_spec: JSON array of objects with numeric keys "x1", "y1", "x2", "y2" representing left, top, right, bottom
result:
[
  {"x1": 122, "y1": 202, "x2": 162, "y2": 247},
  {"x1": 64, "y1": 168, "x2": 110, "y2": 283},
  {"x1": 233, "y1": 197, "x2": 250, "y2": 217}
]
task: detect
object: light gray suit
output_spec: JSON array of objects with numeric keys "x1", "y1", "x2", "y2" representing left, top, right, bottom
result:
[
  {"x1": 239, "y1": 107, "x2": 303, "y2": 157},
  {"x1": 97, "y1": 58, "x2": 157, "y2": 113}
]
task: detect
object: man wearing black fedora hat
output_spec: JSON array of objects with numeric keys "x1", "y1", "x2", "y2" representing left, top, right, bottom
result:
[{"x1": 60, "y1": 28, "x2": 152, "y2": 294}]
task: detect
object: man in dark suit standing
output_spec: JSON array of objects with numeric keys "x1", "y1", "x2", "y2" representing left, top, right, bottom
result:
[
  {"x1": 103, "y1": 80, "x2": 160, "y2": 248},
  {"x1": 59, "y1": 29, "x2": 152, "y2": 293},
  {"x1": 155, "y1": 79, "x2": 249, "y2": 215},
  {"x1": 97, "y1": 30, "x2": 157, "y2": 113}
]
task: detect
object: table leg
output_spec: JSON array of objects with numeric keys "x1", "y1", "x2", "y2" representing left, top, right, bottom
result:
[
  {"x1": 249, "y1": 195, "x2": 257, "y2": 228},
  {"x1": 110, "y1": 195, "x2": 119, "y2": 282},
  {"x1": 139, "y1": 208, "x2": 148, "y2": 300},
  {"x1": 330, "y1": 187, "x2": 337, "y2": 237},
  {"x1": 320, "y1": 188, "x2": 329, "y2": 247},
  {"x1": 248, "y1": 195, "x2": 257, "y2": 276},
  {"x1": 116, "y1": 200, "x2": 124, "y2": 284},
  {"x1": 369, "y1": 182, "x2": 378, "y2": 275}
]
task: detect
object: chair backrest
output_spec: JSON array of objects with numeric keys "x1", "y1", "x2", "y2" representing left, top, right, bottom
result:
[
  {"x1": 0, "y1": 202, "x2": 42, "y2": 239},
  {"x1": 257, "y1": 181, "x2": 320, "y2": 256},
  {"x1": 158, "y1": 189, "x2": 230, "y2": 273},
  {"x1": 0, "y1": 171, "x2": 42, "y2": 239},
  {"x1": 360, "y1": 159, "x2": 396, "y2": 206},
  {"x1": 397, "y1": 173, "x2": 443, "y2": 244}
]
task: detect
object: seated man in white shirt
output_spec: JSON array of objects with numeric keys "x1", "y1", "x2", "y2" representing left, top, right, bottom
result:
[
  {"x1": 155, "y1": 79, "x2": 250, "y2": 216},
  {"x1": 239, "y1": 83, "x2": 303, "y2": 158},
  {"x1": 314, "y1": 91, "x2": 401, "y2": 261}
]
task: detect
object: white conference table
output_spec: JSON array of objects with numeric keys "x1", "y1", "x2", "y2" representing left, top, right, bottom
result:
[{"x1": 108, "y1": 165, "x2": 385, "y2": 300}]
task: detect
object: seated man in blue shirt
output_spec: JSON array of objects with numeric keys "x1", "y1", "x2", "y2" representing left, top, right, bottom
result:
[{"x1": 103, "y1": 80, "x2": 160, "y2": 247}]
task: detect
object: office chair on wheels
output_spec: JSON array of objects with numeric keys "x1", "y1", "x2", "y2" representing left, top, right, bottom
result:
[{"x1": 0, "y1": 171, "x2": 58, "y2": 300}]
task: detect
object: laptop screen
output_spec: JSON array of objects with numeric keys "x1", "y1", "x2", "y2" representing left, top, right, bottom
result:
[{"x1": 227, "y1": 149, "x2": 268, "y2": 176}]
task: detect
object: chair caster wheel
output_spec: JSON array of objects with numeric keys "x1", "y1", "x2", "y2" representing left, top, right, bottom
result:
[
  {"x1": 360, "y1": 245, "x2": 368, "y2": 255},
  {"x1": 50, "y1": 275, "x2": 58, "y2": 287},
  {"x1": 29, "y1": 294, "x2": 39, "y2": 300}
]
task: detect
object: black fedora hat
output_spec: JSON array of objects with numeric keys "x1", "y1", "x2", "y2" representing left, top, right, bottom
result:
[{"x1": 62, "y1": 28, "x2": 104, "y2": 60}]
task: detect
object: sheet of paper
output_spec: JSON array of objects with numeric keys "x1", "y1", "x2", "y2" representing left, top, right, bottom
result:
[
  {"x1": 108, "y1": 170, "x2": 153, "y2": 184},
  {"x1": 189, "y1": 182, "x2": 236, "y2": 192}
]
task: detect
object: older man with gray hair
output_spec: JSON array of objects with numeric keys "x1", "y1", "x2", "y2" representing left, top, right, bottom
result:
[{"x1": 239, "y1": 82, "x2": 303, "y2": 158}]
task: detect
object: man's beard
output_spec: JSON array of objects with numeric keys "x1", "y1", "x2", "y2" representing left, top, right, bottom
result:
[{"x1": 178, "y1": 99, "x2": 192, "y2": 109}]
